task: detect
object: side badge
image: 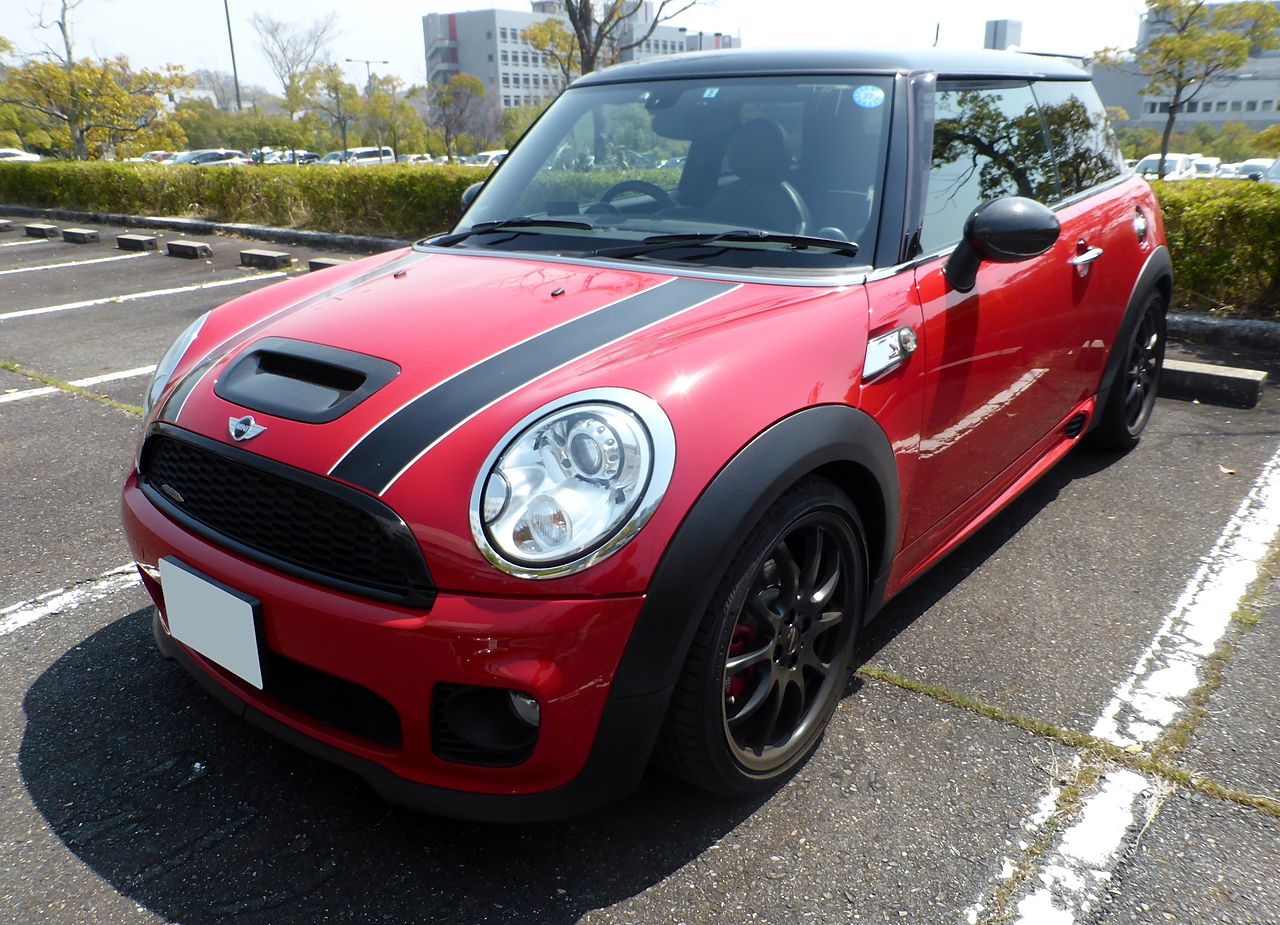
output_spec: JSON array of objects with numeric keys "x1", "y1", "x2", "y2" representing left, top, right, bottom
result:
[
  {"x1": 229, "y1": 415, "x2": 267, "y2": 442},
  {"x1": 863, "y1": 327, "x2": 918, "y2": 381}
]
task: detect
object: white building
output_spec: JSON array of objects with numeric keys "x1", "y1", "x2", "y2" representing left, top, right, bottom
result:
[{"x1": 423, "y1": 2, "x2": 738, "y2": 110}]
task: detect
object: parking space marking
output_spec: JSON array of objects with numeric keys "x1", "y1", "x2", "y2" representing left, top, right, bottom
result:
[
  {"x1": 0, "y1": 252, "x2": 150, "y2": 277},
  {"x1": 0, "y1": 364, "x2": 155, "y2": 405},
  {"x1": 968, "y1": 441, "x2": 1280, "y2": 925},
  {"x1": 0, "y1": 271, "x2": 287, "y2": 323},
  {"x1": 0, "y1": 239, "x2": 50, "y2": 248},
  {"x1": 0, "y1": 563, "x2": 140, "y2": 637}
]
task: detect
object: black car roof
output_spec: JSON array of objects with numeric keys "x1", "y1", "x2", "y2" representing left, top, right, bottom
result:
[{"x1": 573, "y1": 47, "x2": 1089, "y2": 86}]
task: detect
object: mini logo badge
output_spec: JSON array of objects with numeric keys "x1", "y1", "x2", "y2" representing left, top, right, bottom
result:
[{"x1": 229, "y1": 415, "x2": 266, "y2": 442}]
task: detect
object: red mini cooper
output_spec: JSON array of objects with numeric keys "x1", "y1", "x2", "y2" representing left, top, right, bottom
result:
[{"x1": 122, "y1": 48, "x2": 1170, "y2": 821}]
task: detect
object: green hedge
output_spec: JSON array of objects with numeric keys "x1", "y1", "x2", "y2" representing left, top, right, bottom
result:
[
  {"x1": 0, "y1": 162, "x2": 487, "y2": 239},
  {"x1": 3, "y1": 163, "x2": 1280, "y2": 319},
  {"x1": 1153, "y1": 179, "x2": 1280, "y2": 320}
]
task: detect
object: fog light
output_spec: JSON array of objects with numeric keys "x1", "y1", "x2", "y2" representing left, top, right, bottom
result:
[{"x1": 508, "y1": 691, "x2": 541, "y2": 727}]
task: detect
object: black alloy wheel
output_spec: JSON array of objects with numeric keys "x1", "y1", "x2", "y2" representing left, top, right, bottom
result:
[
  {"x1": 1089, "y1": 291, "x2": 1166, "y2": 452},
  {"x1": 657, "y1": 478, "x2": 866, "y2": 796}
]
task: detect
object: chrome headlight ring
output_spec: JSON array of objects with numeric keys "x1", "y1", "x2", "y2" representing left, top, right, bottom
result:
[{"x1": 468, "y1": 388, "x2": 676, "y2": 580}]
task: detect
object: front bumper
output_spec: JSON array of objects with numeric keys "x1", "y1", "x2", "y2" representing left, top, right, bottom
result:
[{"x1": 122, "y1": 474, "x2": 667, "y2": 821}]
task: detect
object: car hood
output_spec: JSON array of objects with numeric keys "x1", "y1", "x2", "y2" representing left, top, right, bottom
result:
[{"x1": 157, "y1": 251, "x2": 784, "y2": 489}]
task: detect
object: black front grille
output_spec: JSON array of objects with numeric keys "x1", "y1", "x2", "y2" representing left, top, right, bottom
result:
[
  {"x1": 140, "y1": 427, "x2": 434, "y2": 606},
  {"x1": 265, "y1": 651, "x2": 402, "y2": 748}
]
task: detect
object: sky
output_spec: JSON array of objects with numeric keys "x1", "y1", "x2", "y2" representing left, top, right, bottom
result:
[{"x1": 1, "y1": 0, "x2": 1150, "y2": 93}]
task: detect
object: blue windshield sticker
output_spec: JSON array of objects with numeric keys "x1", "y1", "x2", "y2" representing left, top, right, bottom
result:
[
  {"x1": 703, "y1": 87, "x2": 720, "y2": 99},
  {"x1": 852, "y1": 85, "x2": 885, "y2": 109}
]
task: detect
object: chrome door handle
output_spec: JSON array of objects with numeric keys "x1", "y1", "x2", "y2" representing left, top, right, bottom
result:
[{"x1": 1069, "y1": 246, "x2": 1104, "y2": 277}]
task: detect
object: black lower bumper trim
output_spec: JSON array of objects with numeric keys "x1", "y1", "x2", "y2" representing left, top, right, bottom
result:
[{"x1": 153, "y1": 611, "x2": 666, "y2": 823}]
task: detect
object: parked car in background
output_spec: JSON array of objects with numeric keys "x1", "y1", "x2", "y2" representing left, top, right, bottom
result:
[
  {"x1": 468, "y1": 149, "x2": 508, "y2": 167},
  {"x1": 1266, "y1": 158, "x2": 1280, "y2": 186},
  {"x1": 1132, "y1": 152, "x2": 1196, "y2": 181},
  {"x1": 124, "y1": 47, "x2": 1170, "y2": 821},
  {"x1": 1237, "y1": 157, "x2": 1275, "y2": 181},
  {"x1": 0, "y1": 148, "x2": 42, "y2": 162},
  {"x1": 397, "y1": 153, "x2": 434, "y2": 164},
  {"x1": 1218, "y1": 162, "x2": 1241, "y2": 178},
  {"x1": 170, "y1": 149, "x2": 251, "y2": 167},
  {"x1": 317, "y1": 146, "x2": 395, "y2": 166},
  {"x1": 1191, "y1": 156, "x2": 1221, "y2": 178},
  {"x1": 124, "y1": 150, "x2": 174, "y2": 164},
  {"x1": 262, "y1": 149, "x2": 319, "y2": 165}
]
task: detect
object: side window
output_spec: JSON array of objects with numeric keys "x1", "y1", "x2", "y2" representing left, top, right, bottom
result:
[
  {"x1": 920, "y1": 82, "x2": 1057, "y2": 255},
  {"x1": 1031, "y1": 80, "x2": 1124, "y2": 198}
]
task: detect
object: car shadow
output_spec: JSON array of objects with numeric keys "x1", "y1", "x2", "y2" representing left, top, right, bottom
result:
[
  {"x1": 17, "y1": 445, "x2": 1121, "y2": 925},
  {"x1": 19, "y1": 607, "x2": 772, "y2": 925},
  {"x1": 854, "y1": 443, "x2": 1124, "y2": 663}
]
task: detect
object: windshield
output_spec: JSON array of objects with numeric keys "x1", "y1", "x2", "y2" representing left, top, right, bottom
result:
[
  {"x1": 1194, "y1": 162, "x2": 1215, "y2": 174},
  {"x1": 452, "y1": 75, "x2": 893, "y2": 272},
  {"x1": 172, "y1": 151, "x2": 205, "y2": 164}
]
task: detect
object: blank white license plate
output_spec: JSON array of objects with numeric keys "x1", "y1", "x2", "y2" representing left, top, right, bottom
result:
[{"x1": 160, "y1": 557, "x2": 263, "y2": 689}]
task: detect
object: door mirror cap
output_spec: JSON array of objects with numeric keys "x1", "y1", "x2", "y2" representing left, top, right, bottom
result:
[
  {"x1": 942, "y1": 196, "x2": 1061, "y2": 293},
  {"x1": 461, "y1": 181, "x2": 484, "y2": 209}
]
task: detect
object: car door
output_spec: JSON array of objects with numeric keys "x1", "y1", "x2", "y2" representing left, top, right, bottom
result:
[{"x1": 901, "y1": 80, "x2": 1093, "y2": 553}]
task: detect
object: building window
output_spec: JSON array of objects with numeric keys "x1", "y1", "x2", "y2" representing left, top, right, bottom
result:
[
  {"x1": 1246, "y1": 100, "x2": 1258, "y2": 111},
  {"x1": 1264, "y1": 100, "x2": 1275, "y2": 111},
  {"x1": 522, "y1": 51, "x2": 530, "y2": 65},
  {"x1": 488, "y1": 53, "x2": 494, "y2": 62},
  {"x1": 499, "y1": 27, "x2": 507, "y2": 40},
  {"x1": 1158, "y1": 102, "x2": 1170, "y2": 113},
  {"x1": 1145, "y1": 102, "x2": 1157, "y2": 114},
  {"x1": 1231, "y1": 100, "x2": 1242, "y2": 111},
  {"x1": 1216, "y1": 101, "x2": 1227, "y2": 112},
  {"x1": 504, "y1": 96, "x2": 511, "y2": 107},
  {"x1": 523, "y1": 74, "x2": 531, "y2": 86},
  {"x1": 502, "y1": 73, "x2": 510, "y2": 86},
  {"x1": 1186, "y1": 101, "x2": 1198, "y2": 113},
  {"x1": 486, "y1": 31, "x2": 492, "y2": 39},
  {"x1": 501, "y1": 51, "x2": 508, "y2": 63}
]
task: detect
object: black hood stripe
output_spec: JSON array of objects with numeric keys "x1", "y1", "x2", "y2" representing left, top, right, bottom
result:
[{"x1": 330, "y1": 276, "x2": 738, "y2": 495}]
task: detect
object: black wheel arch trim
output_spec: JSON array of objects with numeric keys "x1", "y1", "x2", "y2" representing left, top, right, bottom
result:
[
  {"x1": 1090, "y1": 244, "x2": 1173, "y2": 429},
  {"x1": 611, "y1": 403, "x2": 899, "y2": 702}
]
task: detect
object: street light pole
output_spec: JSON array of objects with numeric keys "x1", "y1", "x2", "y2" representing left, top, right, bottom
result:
[
  {"x1": 345, "y1": 57, "x2": 390, "y2": 159},
  {"x1": 223, "y1": 0, "x2": 243, "y2": 112}
]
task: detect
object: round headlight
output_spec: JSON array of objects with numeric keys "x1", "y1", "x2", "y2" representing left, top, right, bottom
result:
[
  {"x1": 470, "y1": 389, "x2": 675, "y2": 578},
  {"x1": 145, "y1": 311, "x2": 209, "y2": 414}
]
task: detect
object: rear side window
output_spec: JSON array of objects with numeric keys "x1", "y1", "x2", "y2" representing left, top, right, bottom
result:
[
  {"x1": 920, "y1": 82, "x2": 1057, "y2": 255},
  {"x1": 1031, "y1": 80, "x2": 1124, "y2": 198}
]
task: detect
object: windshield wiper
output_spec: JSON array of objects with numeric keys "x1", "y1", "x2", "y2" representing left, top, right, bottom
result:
[
  {"x1": 428, "y1": 217, "x2": 594, "y2": 247},
  {"x1": 594, "y1": 230, "x2": 859, "y2": 260}
]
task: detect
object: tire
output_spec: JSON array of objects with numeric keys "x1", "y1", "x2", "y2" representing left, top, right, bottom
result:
[
  {"x1": 655, "y1": 477, "x2": 867, "y2": 796},
  {"x1": 1089, "y1": 291, "x2": 1166, "y2": 452}
]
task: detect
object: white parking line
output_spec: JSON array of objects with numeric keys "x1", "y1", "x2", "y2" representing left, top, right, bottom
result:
[
  {"x1": 0, "y1": 364, "x2": 156, "y2": 405},
  {"x1": 0, "y1": 239, "x2": 50, "y2": 248},
  {"x1": 0, "y1": 272, "x2": 287, "y2": 322},
  {"x1": 0, "y1": 252, "x2": 150, "y2": 276},
  {"x1": 0, "y1": 563, "x2": 141, "y2": 637},
  {"x1": 966, "y1": 442, "x2": 1280, "y2": 924}
]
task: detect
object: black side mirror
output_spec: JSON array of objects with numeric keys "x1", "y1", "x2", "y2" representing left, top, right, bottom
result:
[
  {"x1": 943, "y1": 196, "x2": 1061, "y2": 293},
  {"x1": 1245, "y1": 171, "x2": 1264, "y2": 182},
  {"x1": 461, "y1": 181, "x2": 484, "y2": 209}
]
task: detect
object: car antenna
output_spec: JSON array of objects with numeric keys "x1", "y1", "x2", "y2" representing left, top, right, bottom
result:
[{"x1": 933, "y1": 23, "x2": 940, "y2": 47}]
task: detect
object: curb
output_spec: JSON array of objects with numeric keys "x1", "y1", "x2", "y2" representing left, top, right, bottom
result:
[
  {"x1": 1167, "y1": 312, "x2": 1280, "y2": 352},
  {"x1": 0, "y1": 204, "x2": 412, "y2": 255},
  {"x1": 1161, "y1": 359, "x2": 1267, "y2": 409}
]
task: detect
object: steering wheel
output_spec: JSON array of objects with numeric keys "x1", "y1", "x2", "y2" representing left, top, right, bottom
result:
[{"x1": 598, "y1": 180, "x2": 675, "y2": 210}]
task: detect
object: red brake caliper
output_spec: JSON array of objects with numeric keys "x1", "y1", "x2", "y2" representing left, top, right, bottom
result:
[{"x1": 726, "y1": 624, "x2": 758, "y2": 704}]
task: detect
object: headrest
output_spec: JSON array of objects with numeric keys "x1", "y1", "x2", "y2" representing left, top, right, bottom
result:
[{"x1": 728, "y1": 119, "x2": 788, "y2": 183}]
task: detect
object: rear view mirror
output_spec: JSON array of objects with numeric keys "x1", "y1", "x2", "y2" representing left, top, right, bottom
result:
[{"x1": 943, "y1": 197, "x2": 1060, "y2": 293}]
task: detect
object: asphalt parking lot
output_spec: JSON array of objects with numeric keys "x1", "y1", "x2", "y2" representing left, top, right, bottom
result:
[{"x1": 1, "y1": 213, "x2": 1278, "y2": 925}]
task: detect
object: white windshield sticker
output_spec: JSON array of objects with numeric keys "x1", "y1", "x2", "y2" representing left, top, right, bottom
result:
[{"x1": 852, "y1": 85, "x2": 885, "y2": 109}]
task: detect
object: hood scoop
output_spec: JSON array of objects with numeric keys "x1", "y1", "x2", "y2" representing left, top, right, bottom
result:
[{"x1": 215, "y1": 337, "x2": 399, "y2": 424}]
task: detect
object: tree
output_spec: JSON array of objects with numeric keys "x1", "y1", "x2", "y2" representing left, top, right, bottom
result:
[
  {"x1": 251, "y1": 13, "x2": 337, "y2": 118},
  {"x1": 363, "y1": 75, "x2": 428, "y2": 157},
  {"x1": 192, "y1": 69, "x2": 238, "y2": 110},
  {"x1": 0, "y1": 1, "x2": 189, "y2": 158},
  {"x1": 1108, "y1": 0, "x2": 1280, "y2": 177},
  {"x1": 522, "y1": 18, "x2": 579, "y2": 88},
  {"x1": 310, "y1": 64, "x2": 362, "y2": 154},
  {"x1": 1258, "y1": 124, "x2": 1280, "y2": 155},
  {"x1": 429, "y1": 73, "x2": 485, "y2": 159},
  {"x1": 559, "y1": 0, "x2": 700, "y2": 75}
]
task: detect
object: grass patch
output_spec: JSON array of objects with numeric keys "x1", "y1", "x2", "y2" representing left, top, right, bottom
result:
[{"x1": 0, "y1": 360, "x2": 143, "y2": 417}]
